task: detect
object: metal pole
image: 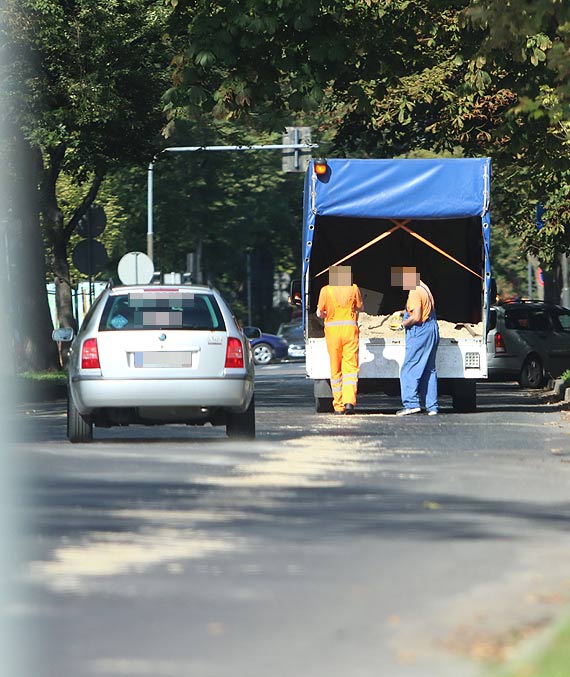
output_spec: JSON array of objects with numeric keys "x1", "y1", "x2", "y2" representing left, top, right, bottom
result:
[
  {"x1": 87, "y1": 207, "x2": 93, "y2": 304},
  {"x1": 561, "y1": 253, "x2": 570, "y2": 308},
  {"x1": 164, "y1": 144, "x2": 317, "y2": 153},
  {"x1": 247, "y1": 252, "x2": 252, "y2": 326},
  {"x1": 527, "y1": 256, "x2": 533, "y2": 299},
  {"x1": 147, "y1": 142, "x2": 318, "y2": 268},
  {"x1": 147, "y1": 161, "x2": 154, "y2": 262}
]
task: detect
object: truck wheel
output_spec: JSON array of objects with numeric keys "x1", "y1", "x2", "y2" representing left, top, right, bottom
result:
[
  {"x1": 519, "y1": 355, "x2": 544, "y2": 389},
  {"x1": 452, "y1": 381, "x2": 477, "y2": 412},
  {"x1": 67, "y1": 395, "x2": 93, "y2": 443},
  {"x1": 315, "y1": 397, "x2": 334, "y2": 413},
  {"x1": 226, "y1": 395, "x2": 256, "y2": 439}
]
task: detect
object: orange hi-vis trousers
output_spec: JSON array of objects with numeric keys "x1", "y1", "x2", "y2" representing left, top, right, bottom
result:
[{"x1": 325, "y1": 320, "x2": 359, "y2": 412}]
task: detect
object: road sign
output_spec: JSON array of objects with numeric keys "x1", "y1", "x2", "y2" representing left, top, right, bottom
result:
[
  {"x1": 72, "y1": 239, "x2": 108, "y2": 275},
  {"x1": 117, "y1": 251, "x2": 154, "y2": 285},
  {"x1": 77, "y1": 205, "x2": 107, "y2": 238}
]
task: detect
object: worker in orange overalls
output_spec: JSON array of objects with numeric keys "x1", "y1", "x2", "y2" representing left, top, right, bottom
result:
[{"x1": 316, "y1": 265, "x2": 364, "y2": 415}]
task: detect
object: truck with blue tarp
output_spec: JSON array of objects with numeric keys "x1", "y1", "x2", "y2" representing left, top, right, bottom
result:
[{"x1": 297, "y1": 157, "x2": 492, "y2": 412}]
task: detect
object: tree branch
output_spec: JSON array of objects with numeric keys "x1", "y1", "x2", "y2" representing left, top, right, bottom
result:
[{"x1": 65, "y1": 170, "x2": 106, "y2": 240}]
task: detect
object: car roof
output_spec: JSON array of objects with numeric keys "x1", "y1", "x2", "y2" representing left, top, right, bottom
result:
[
  {"x1": 108, "y1": 285, "x2": 216, "y2": 295},
  {"x1": 492, "y1": 301, "x2": 565, "y2": 311}
]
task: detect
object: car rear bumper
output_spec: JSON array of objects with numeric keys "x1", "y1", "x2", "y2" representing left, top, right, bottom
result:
[
  {"x1": 487, "y1": 354, "x2": 521, "y2": 380},
  {"x1": 71, "y1": 375, "x2": 254, "y2": 414}
]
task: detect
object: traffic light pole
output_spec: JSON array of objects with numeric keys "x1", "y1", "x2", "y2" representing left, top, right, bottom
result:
[{"x1": 147, "y1": 143, "x2": 318, "y2": 264}]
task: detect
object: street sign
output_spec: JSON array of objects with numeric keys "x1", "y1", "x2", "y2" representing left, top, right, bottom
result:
[
  {"x1": 536, "y1": 202, "x2": 545, "y2": 231},
  {"x1": 117, "y1": 251, "x2": 154, "y2": 285},
  {"x1": 77, "y1": 205, "x2": 107, "y2": 238},
  {"x1": 72, "y1": 239, "x2": 108, "y2": 275}
]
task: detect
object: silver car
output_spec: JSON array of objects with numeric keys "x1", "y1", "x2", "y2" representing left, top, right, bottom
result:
[
  {"x1": 53, "y1": 284, "x2": 255, "y2": 442},
  {"x1": 486, "y1": 301, "x2": 570, "y2": 388},
  {"x1": 277, "y1": 321, "x2": 305, "y2": 360}
]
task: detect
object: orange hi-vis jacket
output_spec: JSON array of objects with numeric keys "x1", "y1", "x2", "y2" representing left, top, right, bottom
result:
[{"x1": 317, "y1": 284, "x2": 363, "y2": 412}]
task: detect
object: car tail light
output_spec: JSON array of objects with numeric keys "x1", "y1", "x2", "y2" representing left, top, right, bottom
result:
[
  {"x1": 225, "y1": 337, "x2": 244, "y2": 368},
  {"x1": 494, "y1": 332, "x2": 506, "y2": 354},
  {"x1": 81, "y1": 338, "x2": 101, "y2": 369}
]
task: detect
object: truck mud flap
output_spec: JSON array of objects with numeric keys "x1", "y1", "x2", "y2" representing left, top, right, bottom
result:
[
  {"x1": 451, "y1": 380, "x2": 477, "y2": 412},
  {"x1": 314, "y1": 379, "x2": 333, "y2": 413}
]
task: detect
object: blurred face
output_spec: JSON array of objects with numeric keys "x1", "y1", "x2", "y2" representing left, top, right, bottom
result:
[
  {"x1": 391, "y1": 266, "x2": 419, "y2": 290},
  {"x1": 329, "y1": 266, "x2": 352, "y2": 285}
]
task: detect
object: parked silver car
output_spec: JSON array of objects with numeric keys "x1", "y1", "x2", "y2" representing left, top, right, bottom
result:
[
  {"x1": 53, "y1": 284, "x2": 255, "y2": 442},
  {"x1": 486, "y1": 301, "x2": 570, "y2": 388}
]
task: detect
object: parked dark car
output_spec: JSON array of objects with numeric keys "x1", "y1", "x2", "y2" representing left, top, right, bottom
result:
[
  {"x1": 243, "y1": 327, "x2": 289, "y2": 365},
  {"x1": 277, "y1": 321, "x2": 305, "y2": 360},
  {"x1": 486, "y1": 301, "x2": 570, "y2": 388}
]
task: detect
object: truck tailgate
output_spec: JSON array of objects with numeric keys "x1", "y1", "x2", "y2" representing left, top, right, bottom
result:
[{"x1": 306, "y1": 337, "x2": 487, "y2": 379}]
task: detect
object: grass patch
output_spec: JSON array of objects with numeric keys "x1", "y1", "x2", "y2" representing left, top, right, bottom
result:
[
  {"x1": 490, "y1": 618, "x2": 570, "y2": 677},
  {"x1": 19, "y1": 370, "x2": 67, "y2": 385}
]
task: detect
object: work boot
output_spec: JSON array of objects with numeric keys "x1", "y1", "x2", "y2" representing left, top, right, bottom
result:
[{"x1": 344, "y1": 403, "x2": 355, "y2": 415}]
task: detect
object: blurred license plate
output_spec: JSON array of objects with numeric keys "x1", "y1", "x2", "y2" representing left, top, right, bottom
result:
[{"x1": 134, "y1": 351, "x2": 193, "y2": 368}]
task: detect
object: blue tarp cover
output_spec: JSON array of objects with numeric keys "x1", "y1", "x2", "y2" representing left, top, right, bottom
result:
[
  {"x1": 301, "y1": 157, "x2": 492, "y2": 306},
  {"x1": 303, "y1": 158, "x2": 490, "y2": 222}
]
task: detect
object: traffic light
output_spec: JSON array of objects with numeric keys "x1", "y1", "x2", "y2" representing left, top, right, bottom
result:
[{"x1": 282, "y1": 126, "x2": 312, "y2": 173}]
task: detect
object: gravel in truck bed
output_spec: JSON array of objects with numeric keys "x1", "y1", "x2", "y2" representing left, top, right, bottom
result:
[{"x1": 307, "y1": 313, "x2": 483, "y2": 340}]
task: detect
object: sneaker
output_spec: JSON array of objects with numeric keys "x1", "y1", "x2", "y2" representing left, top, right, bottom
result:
[
  {"x1": 344, "y1": 403, "x2": 355, "y2": 415},
  {"x1": 396, "y1": 407, "x2": 421, "y2": 416},
  {"x1": 427, "y1": 410, "x2": 438, "y2": 416}
]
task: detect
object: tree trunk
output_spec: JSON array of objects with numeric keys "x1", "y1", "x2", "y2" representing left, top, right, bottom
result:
[
  {"x1": 541, "y1": 258, "x2": 562, "y2": 305},
  {"x1": 52, "y1": 230, "x2": 78, "y2": 333},
  {"x1": 43, "y1": 162, "x2": 105, "y2": 337},
  {"x1": 7, "y1": 134, "x2": 59, "y2": 372}
]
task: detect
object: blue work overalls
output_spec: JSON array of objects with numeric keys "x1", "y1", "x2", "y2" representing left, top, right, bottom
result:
[{"x1": 400, "y1": 304, "x2": 439, "y2": 412}]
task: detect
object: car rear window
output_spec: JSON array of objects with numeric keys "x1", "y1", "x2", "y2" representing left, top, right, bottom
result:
[
  {"x1": 99, "y1": 292, "x2": 226, "y2": 331},
  {"x1": 504, "y1": 308, "x2": 530, "y2": 329},
  {"x1": 278, "y1": 324, "x2": 304, "y2": 341},
  {"x1": 554, "y1": 310, "x2": 570, "y2": 332},
  {"x1": 504, "y1": 307, "x2": 553, "y2": 331}
]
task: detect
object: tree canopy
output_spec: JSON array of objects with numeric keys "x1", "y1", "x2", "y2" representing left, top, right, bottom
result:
[
  {"x1": 1, "y1": 0, "x2": 172, "y2": 366},
  {"x1": 3, "y1": 0, "x2": 570, "y2": 370},
  {"x1": 163, "y1": 0, "x2": 570, "y2": 286}
]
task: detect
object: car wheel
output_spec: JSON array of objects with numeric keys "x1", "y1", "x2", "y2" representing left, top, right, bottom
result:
[
  {"x1": 519, "y1": 355, "x2": 544, "y2": 389},
  {"x1": 67, "y1": 395, "x2": 93, "y2": 443},
  {"x1": 226, "y1": 395, "x2": 255, "y2": 439},
  {"x1": 252, "y1": 342, "x2": 275, "y2": 365}
]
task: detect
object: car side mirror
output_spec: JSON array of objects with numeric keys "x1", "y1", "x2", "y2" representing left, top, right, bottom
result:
[
  {"x1": 243, "y1": 326, "x2": 262, "y2": 339},
  {"x1": 52, "y1": 327, "x2": 74, "y2": 342},
  {"x1": 289, "y1": 280, "x2": 302, "y2": 306}
]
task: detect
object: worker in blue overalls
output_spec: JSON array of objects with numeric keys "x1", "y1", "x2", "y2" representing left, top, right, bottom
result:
[{"x1": 392, "y1": 266, "x2": 439, "y2": 416}]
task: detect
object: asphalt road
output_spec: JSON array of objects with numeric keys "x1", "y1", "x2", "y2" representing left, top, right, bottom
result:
[{"x1": 8, "y1": 364, "x2": 570, "y2": 677}]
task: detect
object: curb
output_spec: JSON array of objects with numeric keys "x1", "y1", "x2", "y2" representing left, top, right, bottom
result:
[{"x1": 547, "y1": 378, "x2": 570, "y2": 403}]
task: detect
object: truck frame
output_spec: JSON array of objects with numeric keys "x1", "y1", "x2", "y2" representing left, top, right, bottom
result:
[{"x1": 296, "y1": 157, "x2": 492, "y2": 413}]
